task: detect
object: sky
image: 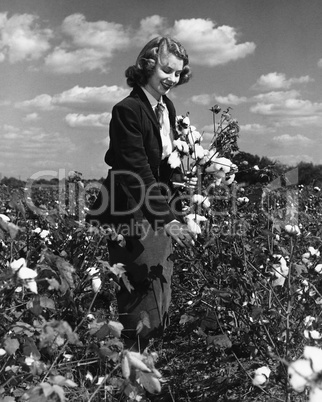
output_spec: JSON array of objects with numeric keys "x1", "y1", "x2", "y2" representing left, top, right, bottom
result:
[{"x1": 1, "y1": 0, "x2": 322, "y2": 180}]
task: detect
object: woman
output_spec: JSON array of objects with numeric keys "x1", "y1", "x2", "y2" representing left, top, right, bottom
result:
[{"x1": 87, "y1": 36, "x2": 196, "y2": 349}]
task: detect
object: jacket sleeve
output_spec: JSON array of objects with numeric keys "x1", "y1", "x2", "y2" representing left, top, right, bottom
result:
[{"x1": 108, "y1": 101, "x2": 177, "y2": 228}]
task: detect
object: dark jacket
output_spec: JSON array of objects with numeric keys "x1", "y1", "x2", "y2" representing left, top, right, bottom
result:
[{"x1": 86, "y1": 85, "x2": 183, "y2": 230}]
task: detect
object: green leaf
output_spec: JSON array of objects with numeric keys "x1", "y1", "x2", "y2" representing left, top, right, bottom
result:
[
  {"x1": 30, "y1": 295, "x2": 42, "y2": 316},
  {"x1": 23, "y1": 338, "x2": 41, "y2": 359},
  {"x1": 40, "y1": 382, "x2": 53, "y2": 397},
  {"x1": 39, "y1": 296, "x2": 56, "y2": 310},
  {"x1": 11, "y1": 322, "x2": 35, "y2": 336},
  {"x1": 51, "y1": 385, "x2": 65, "y2": 402},
  {"x1": 4, "y1": 338, "x2": 19, "y2": 355},
  {"x1": 95, "y1": 324, "x2": 110, "y2": 340},
  {"x1": 107, "y1": 320, "x2": 123, "y2": 338}
]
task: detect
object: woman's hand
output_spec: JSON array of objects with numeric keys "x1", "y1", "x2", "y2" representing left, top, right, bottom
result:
[
  {"x1": 172, "y1": 172, "x2": 198, "y2": 190},
  {"x1": 164, "y1": 220, "x2": 197, "y2": 247}
]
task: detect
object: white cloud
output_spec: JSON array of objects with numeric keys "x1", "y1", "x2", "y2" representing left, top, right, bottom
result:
[
  {"x1": 191, "y1": 92, "x2": 247, "y2": 106},
  {"x1": 0, "y1": 125, "x2": 76, "y2": 164},
  {"x1": 14, "y1": 85, "x2": 128, "y2": 112},
  {"x1": 45, "y1": 47, "x2": 112, "y2": 74},
  {"x1": 132, "y1": 15, "x2": 167, "y2": 45},
  {"x1": 240, "y1": 123, "x2": 274, "y2": 133},
  {"x1": 65, "y1": 112, "x2": 111, "y2": 128},
  {"x1": 61, "y1": 14, "x2": 129, "y2": 51},
  {"x1": 0, "y1": 12, "x2": 52, "y2": 63},
  {"x1": 318, "y1": 59, "x2": 322, "y2": 68},
  {"x1": 190, "y1": 94, "x2": 213, "y2": 106},
  {"x1": 15, "y1": 94, "x2": 54, "y2": 111},
  {"x1": 170, "y1": 18, "x2": 256, "y2": 66},
  {"x1": 214, "y1": 94, "x2": 247, "y2": 105},
  {"x1": 23, "y1": 113, "x2": 40, "y2": 122},
  {"x1": 253, "y1": 72, "x2": 313, "y2": 91},
  {"x1": 54, "y1": 85, "x2": 129, "y2": 107},
  {"x1": 250, "y1": 90, "x2": 322, "y2": 118},
  {"x1": 271, "y1": 134, "x2": 314, "y2": 146},
  {"x1": 44, "y1": 13, "x2": 130, "y2": 74}
]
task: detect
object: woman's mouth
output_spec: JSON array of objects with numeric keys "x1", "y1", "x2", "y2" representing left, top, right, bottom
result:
[{"x1": 161, "y1": 82, "x2": 173, "y2": 91}]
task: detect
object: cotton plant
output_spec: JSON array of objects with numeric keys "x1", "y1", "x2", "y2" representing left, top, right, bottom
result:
[
  {"x1": 86, "y1": 266, "x2": 102, "y2": 293},
  {"x1": 270, "y1": 254, "x2": 289, "y2": 287},
  {"x1": 168, "y1": 106, "x2": 240, "y2": 240},
  {"x1": 303, "y1": 315, "x2": 322, "y2": 340},
  {"x1": 10, "y1": 258, "x2": 38, "y2": 293}
]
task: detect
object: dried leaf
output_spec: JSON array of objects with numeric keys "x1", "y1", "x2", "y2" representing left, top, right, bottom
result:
[
  {"x1": 121, "y1": 354, "x2": 131, "y2": 379},
  {"x1": 7, "y1": 222, "x2": 21, "y2": 239},
  {"x1": 108, "y1": 263, "x2": 126, "y2": 277},
  {"x1": 207, "y1": 333, "x2": 232, "y2": 349},
  {"x1": 121, "y1": 273, "x2": 134, "y2": 293},
  {"x1": 127, "y1": 352, "x2": 151, "y2": 372}
]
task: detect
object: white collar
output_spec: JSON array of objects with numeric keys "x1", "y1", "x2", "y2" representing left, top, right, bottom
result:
[{"x1": 141, "y1": 87, "x2": 163, "y2": 108}]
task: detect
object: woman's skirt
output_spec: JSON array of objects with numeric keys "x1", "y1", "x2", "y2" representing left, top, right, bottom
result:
[{"x1": 108, "y1": 220, "x2": 173, "y2": 347}]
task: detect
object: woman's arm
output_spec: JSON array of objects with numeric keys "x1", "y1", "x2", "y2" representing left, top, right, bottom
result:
[{"x1": 109, "y1": 102, "x2": 177, "y2": 228}]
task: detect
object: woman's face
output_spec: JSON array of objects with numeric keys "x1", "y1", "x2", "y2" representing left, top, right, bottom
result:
[{"x1": 145, "y1": 52, "x2": 184, "y2": 100}]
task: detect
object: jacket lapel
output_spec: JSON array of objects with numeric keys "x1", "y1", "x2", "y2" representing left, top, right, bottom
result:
[
  {"x1": 130, "y1": 86, "x2": 179, "y2": 146},
  {"x1": 131, "y1": 86, "x2": 160, "y2": 131}
]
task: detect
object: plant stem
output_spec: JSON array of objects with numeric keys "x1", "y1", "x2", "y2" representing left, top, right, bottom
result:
[{"x1": 285, "y1": 236, "x2": 295, "y2": 402}]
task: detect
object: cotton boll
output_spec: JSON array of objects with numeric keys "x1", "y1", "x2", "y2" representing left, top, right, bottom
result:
[
  {"x1": 87, "y1": 266, "x2": 100, "y2": 276},
  {"x1": 308, "y1": 247, "x2": 320, "y2": 257},
  {"x1": 191, "y1": 194, "x2": 204, "y2": 205},
  {"x1": 25, "y1": 279, "x2": 38, "y2": 294},
  {"x1": 252, "y1": 366, "x2": 271, "y2": 386},
  {"x1": 303, "y1": 346, "x2": 322, "y2": 373},
  {"x1": 315, "y1": 264, "x2": 322, "y2": 274},
  {"x1": 173, "y1": 139, "x2": 189, "y2": 154},
  {"x1": 186, "y1": 218, "x2": 201, "y2": 235},
  {"x1": 168, "y1": 151, "x2": 181, "y2": 168},
  {"x1": 192, "y1": 144, "x2": 205, "y2": 160},
  {"x1": 92, "y1": 277, "x2": 102, "y2": 293},
  {"x1": 18, "y1": 267, "x2": 38, "y2": 280},
  {"x1": 39, "y1": 230, "x2": 50, "y2": 239},
  {"x1": 304, "y1": 316, "x2": 316, "y2": 327},
  {"x1": 10, "y1": 258, "x2": 27, "y2": 272},
  {"x1": 185, "y1": 214, "x2": 207, "y2": 224},
  {"x1": 309, "y1": 387, "x2": 322, "y2": 402},
  {"x1": 182, "y1": 116, "x2": 190, "y2": 126},
  {"x1": 223, "y1": 174, "x2": 235, "y2": 185},
  {"x1": 0, "y1": 214, "x2": 10, "y2": 222},
  {"x1": 213, "y1": 157, "x2": 232, "y2": 173},
  {"x1": 288, "y1": 359, "x2": 314, "y2": 392},
  {"x1": 284, "y1": 224, "x2": 301, "y2": 236}
]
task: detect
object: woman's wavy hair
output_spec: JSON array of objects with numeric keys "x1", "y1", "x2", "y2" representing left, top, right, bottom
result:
[{"x1": 125, "y1": 36, "x2": 191, "y2": 88}]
